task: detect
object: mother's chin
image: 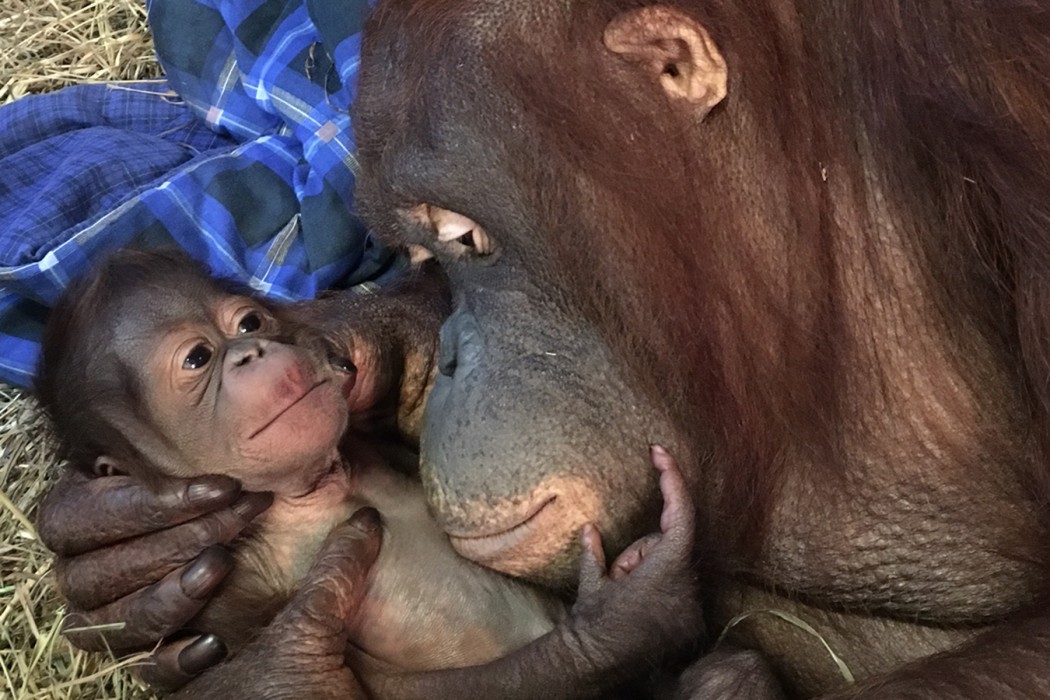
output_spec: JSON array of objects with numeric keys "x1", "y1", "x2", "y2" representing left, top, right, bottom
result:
[
  {"x1": 416, "y1": 299, "x2": 678, "y2": 587},
  {"x1": 443, "y1": 476, "x2": 609, "y2": 587},
  {"x1": 425, "y1": 465, "x2": 649, "y2": 586}
]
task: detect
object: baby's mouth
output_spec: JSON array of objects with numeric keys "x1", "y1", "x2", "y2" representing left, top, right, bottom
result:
[{"x1": 248, "y1": 380, "x2": 327, "y2": 439}]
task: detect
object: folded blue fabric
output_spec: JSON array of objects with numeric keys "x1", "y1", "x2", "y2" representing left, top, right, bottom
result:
[{"x1": 0, "y1": 0, "x2": 399, "y2": 388}]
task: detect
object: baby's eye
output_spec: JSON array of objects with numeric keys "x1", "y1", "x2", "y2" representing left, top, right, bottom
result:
[
  {"x1": 237, "y1": 312, "x2": 262, "y2": 334},
  {"x1": 183, "y1": 344, "x2": 213, "y2": 370}
]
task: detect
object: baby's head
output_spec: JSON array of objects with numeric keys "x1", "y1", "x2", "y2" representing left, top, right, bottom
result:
[{"x1": 37, "y1": 249, "x2": 356, "y2": 496}]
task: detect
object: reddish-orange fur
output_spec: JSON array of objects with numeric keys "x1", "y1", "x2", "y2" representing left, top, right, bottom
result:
[
  {"x1": 355, "y1": 1, "x2": 1050, "y2": 694},
  {"x1": 419, "y1": 2, "x2": 1050, "y2": 559}
]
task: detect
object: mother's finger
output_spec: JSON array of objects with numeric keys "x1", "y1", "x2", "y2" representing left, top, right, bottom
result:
[
  {"x1": 272, "y1": 508, "x2": 383, "y2": 645},
  {"x1": 37, "y1": 469, "x2": 244, "y2": 556},
  {"x1": 63, "y1": 546, "x2": 232, "y2": 653},
  {"x1": 56, "y1": 492, "x2": 271, "y2": 610},
  {"x1": 137, "y1": 634, "x2": 229, "y2": 692}
]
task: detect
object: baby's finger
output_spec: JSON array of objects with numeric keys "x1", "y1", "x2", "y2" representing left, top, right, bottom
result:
[
  {"x1": 651, "y1": 445, "x2": 695, "y2": 560},
  {"x1": 576, "y1": 524, "x2": 608, "y2": 598},
  {"x1": 609, "y1": 532, "x2": 661, "y2": 581}
]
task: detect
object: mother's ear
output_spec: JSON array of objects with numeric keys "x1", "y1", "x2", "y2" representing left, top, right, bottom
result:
[{"x1": 604, "y1": 5, "x2": 728, "y2": 120}]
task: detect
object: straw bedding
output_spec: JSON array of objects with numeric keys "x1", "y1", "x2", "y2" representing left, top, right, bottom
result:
[{"x1": 1, "y1": 1, "x2": 162, "y2": 697}]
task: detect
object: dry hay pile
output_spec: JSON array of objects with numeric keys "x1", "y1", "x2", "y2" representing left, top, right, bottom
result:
[
  {"x1": 0, "y1": 0, "x2": 158, "y2": 102},
  {"x1": 1, "y1": 1, "x2": 163, "y2": 698}
]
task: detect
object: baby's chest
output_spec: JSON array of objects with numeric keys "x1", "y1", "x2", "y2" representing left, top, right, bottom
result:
[{"x1": 252, "y1": 496, "x2": 364, "y2": 593}]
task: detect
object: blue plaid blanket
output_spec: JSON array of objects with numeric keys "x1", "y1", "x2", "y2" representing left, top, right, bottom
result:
[{"x1": 0, "y1": 0, "x2": 401, "y2": 388}]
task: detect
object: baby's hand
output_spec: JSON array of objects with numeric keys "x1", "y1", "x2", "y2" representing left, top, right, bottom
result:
[
  {"x1": 350, "y1": 449, "x2": 703, "y2": 700},
  {"x1": 568, "y1": 446, "x2": 704, "y2": 665}
]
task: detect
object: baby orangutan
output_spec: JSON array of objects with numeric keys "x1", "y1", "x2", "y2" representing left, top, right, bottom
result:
[{"x1": 36, "y1": 249, "x2": 707, "y2": 699}]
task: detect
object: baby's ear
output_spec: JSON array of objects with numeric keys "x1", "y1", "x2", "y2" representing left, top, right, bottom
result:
[{"x1": 92, "y1": 455, "x2": 128, "y2": 478}]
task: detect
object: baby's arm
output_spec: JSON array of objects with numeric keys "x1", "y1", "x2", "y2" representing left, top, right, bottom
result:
[{"x1": 358, "y1": 446, "x2": 704, "y2": 700}]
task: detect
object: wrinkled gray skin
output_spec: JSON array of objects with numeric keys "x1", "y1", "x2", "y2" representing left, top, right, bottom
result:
[{"x1": 421, "y1": 295, "x2": 677, "y2": 586}]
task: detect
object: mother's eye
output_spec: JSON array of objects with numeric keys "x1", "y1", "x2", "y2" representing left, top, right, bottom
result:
[
  {"x1": 183, "y1": 344, "x2": 213, "y2": 370},
  {"x1": 237, "y1": 312, "x2": 262, "y2": 334}
]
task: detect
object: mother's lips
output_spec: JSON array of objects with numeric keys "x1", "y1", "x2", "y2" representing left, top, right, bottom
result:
[{"x1": 447, "y1": 496, "x2": 558, "y2": 565}]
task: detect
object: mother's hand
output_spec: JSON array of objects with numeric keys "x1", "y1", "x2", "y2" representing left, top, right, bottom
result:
[
  {"x1": 36, "y1": 466, "x2": 272, "y2": 688},
  {"x1": 170, "y1": 509, "x2": 383, "y2": 700}
]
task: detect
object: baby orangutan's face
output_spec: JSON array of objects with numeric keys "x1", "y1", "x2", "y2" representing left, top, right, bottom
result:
[{"x1": 118, "y1": 289, "x2": 354, "y2": 496}]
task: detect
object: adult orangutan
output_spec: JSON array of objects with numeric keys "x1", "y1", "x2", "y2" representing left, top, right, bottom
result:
[{"x1": 35, "y1": 0, "x2": 1050, "y2": 697}]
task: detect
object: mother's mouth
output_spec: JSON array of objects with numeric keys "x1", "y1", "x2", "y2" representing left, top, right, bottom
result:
[{"x1": 447, "y1": 496, "x2": 557, "y2": 565}]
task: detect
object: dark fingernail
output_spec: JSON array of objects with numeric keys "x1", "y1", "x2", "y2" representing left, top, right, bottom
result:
[
  {"x1": 350, "y1": 506, "x2": 381, "y2": 534},
  {"x1": 181, "y1": 546, "x2": 233, "y2": 599},
  {"x1": 178, "y1": 634, "x2": 228, "y2": 675},
  {"x1": 232, "y1": 491, "x2": 273, "y2": 520}
]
